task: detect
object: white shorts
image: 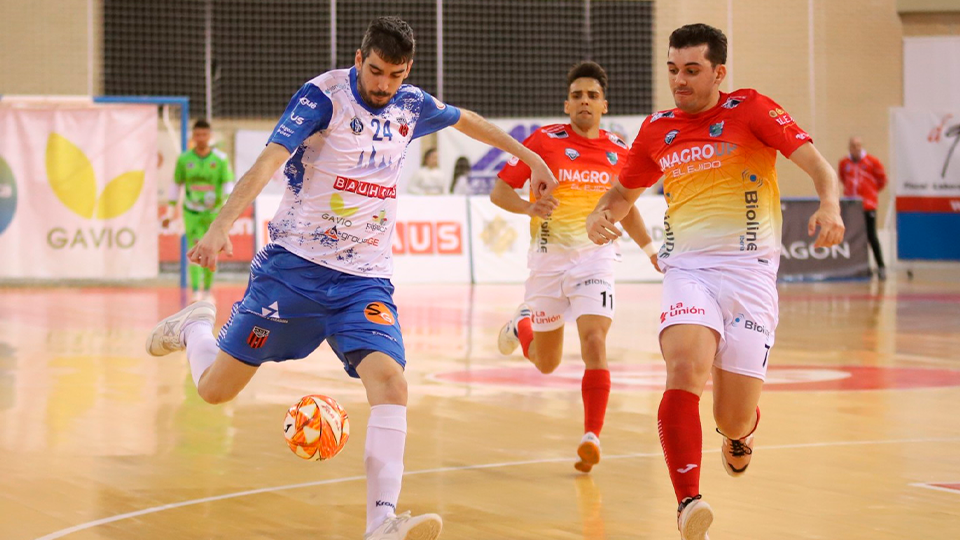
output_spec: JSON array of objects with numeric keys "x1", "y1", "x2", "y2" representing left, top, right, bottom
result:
[
  {"x1": 659, "y1": 266, "x2": 778, "y2": 380},
  {"x1": 524, "y1": 256, "x2": 616, "y2": 332}
]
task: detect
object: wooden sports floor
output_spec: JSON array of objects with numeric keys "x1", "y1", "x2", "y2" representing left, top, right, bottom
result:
[{"x1": 2, "y1": 273, "x2": 959, "y2": 539}]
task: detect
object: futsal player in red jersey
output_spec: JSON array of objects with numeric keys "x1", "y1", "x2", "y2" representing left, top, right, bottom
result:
[
  {"x1": 493, "y1": 61, "x2": 658, "y2": 473},
  {"x1": 587, "y1": 24, "x2": 845, "y2": 539}
]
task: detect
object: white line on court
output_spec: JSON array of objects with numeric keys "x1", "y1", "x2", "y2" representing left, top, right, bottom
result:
[
  {"x1": 909, "y1": 481, "x2": 960, "y2": 496},
  {"x1": 34, "y1": 436, "x2": 960, "y2": 539}
]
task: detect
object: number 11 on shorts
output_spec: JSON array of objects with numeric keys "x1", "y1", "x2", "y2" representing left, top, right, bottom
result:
[{"x1": 601, "y1": 291, "x2": 614, "y2": 310}]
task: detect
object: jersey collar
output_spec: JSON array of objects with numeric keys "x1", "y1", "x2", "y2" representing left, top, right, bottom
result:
[{"x1": 349, "y1": 66, "x2": 396, "y2": 115}]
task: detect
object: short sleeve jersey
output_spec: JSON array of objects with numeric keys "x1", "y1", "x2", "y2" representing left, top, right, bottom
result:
[
  {"x1": 174, "y1": 148, "x2": 234, "y2": 213},
  {"x1": 265, "y1": 67, "x2": 461, "y2": 277},
  {"x1": 620, "y1": 89, "x2": 811, "y2": 274},
  {"x1": 498, "y1": 124, "x2": 630, "y2": 269}
]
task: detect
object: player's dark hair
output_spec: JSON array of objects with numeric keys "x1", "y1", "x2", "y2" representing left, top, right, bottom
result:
[
  {"x1": 360, "y1": 16, "x2": 416, "y2": 64},
  {"x1": 669, "y1": 23, "x2": 727, "y2": 66},
  {"x1": 193, "y1": 119, "x2": 211, "y2": 130},
  {"x1": 566, "y1": 61, "x2": 608, "y2": 95}
]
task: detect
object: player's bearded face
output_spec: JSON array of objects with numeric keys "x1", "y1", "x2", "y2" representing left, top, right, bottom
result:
[
  {"x1": 355, "y1": 49, "x2": 412, "y2": 108},
  {"x1": 667, "y1": 45, "x2": 725, "y2": 114},
  {"x1": 564, "y1": 78, "x2": 608, "y2": 132}
]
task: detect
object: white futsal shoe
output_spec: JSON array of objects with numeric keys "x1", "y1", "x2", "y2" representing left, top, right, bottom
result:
[
  {"x1": 364, "y1": 511, "x2": 443, "y2": 540},
  {"x1": 677, "y1": 495, "x2": 713, "y2": 540},
  {"x1": 574, "y1": 432, "x2": 602, "y2": 473},
  {"x1": 145, "y1": 301, "x2": 216, "y2": 356},
  {"x1": 497, "y1": 304, "x2": 532, "y2": 355}
]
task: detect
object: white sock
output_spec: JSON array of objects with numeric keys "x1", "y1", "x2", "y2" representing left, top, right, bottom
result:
[
  {"x1": 365, "y1": 404, "x2": 407, "y2": 534},
  {"x1": 183, "y1": 320, "x2": 217, "y2": 387}
]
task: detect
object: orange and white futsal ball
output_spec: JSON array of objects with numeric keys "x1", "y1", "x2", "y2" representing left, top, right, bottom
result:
[{"x1": 283, "y1": 395, "x2": 350, "y2": 461}]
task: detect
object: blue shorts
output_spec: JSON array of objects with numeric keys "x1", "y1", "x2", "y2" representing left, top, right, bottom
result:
[{"x1": 217, "y1": 244, "x2": 405, "y2": 378}]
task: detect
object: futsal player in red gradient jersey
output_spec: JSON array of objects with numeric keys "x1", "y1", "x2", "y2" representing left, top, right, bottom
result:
[
  {"x1": 587, "y1": 25, "x2": 845, "y2": 539},
  {"x1": 492, "y1": 62, "x2": 659, "y2": 473}
]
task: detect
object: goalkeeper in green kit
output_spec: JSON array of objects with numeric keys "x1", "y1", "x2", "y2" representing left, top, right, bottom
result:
[{"x1": 169, "y1": 119, "x2": 234, "y2": 301}]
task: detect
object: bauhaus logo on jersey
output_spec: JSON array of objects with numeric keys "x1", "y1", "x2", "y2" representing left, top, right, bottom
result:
[
  {"x1": 44, "y1": 133, "x2": 144, "y2": 250},
  {"x1": 559, "y1": 169, "x2": 610, "y2": 184},
  {"x1": 393, "y1": 221, "x2": 462, "y2": 255},
  {"x1": 334, "y1": 176, "x2": 397, "y2": 199},
  {"x1": 660, "y1": 142, "x2": 738, "y2": 176}
]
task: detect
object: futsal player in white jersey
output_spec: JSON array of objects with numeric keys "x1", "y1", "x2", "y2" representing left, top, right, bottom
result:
[{"x1": 145, "y1": 16, "x2": 558, "y2": 540}]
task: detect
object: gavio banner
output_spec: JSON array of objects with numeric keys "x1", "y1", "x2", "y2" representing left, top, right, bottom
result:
[
  {"x1": 0, "y1": 104, "x2": 157, "y2": 279},
  {"x1": 778, "y1": 198, "x2": 870, "y2": 281}
]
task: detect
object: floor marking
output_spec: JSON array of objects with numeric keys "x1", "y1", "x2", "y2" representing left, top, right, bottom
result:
[{"x1": 35, "y1": 436, "x2": 960, "y2": 539}]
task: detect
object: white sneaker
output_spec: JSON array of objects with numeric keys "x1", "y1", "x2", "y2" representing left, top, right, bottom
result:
[
  {"x1": 497, "y1": 304, "x2": 531, "y2": 355},
  {"x1": 677, "y1": 495, "x2": 713, "y2": 540},
  {"x1": 192, "y1": 290, "x2": 204, "y2": 303},
  {"x1": 145, "y1": 301, "x2": 216, "y2": 356},
  {"x1": 574, "y1": 432, "x2": 601, "y2": 473},
  {"x1": 364, "y1": 511, "x2": 442, "y2": 540}
]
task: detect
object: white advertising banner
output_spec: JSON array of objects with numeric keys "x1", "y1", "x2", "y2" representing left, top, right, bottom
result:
[
  {"x1": 255, "y1": 194, "x2": 470, "y2": 284},
  {"x1": 235, "y1": 129, "x2": 422, "y2": 195},
  {"x1": 437, "y1": 115, "x2": 646, "y2": 195},
  {"x1": 469, "y1": 195, "x2": 667, "y2": 284},
  {"x1": 0, "y1": 105, "x2": 158, "y2": 279},
  {"x1": 892, "y1": 109, "x2": 960, "y2": 198}
]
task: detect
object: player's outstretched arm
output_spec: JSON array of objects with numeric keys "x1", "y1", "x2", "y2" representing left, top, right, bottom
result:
[
  {"x1": 189, "y1": 143, "x2": 290, "y2": 270},
  {"x1": 586, "y1": 182, "x2": 644, "y2": 245},
  {"x1": 620, "y1": 205, "x2": 660, "y2": 271},
  {"x1": 489, "y1": 179, "x2": 558, "y2": 218},
  {"x1": 789, "y1": 143, "x2": 845, "y2": 248},
  {"x1": 453, "y1": 109, "x2": 558, "y2": 196}
]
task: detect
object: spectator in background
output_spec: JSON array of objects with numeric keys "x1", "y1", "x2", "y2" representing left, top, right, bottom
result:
[
  {"x1": 450, "y1": 156, "x2": 472, "y2": 194},
  {"x1": 407, "y1": 148, "x2": 445, "y2": 194},
  {"x1": 838, "y1": 135, "x2": 887, "y2": 279}
]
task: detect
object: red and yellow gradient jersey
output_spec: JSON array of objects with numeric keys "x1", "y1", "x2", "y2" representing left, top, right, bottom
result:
[
  {"x1": 621, "y1": 89, "x2": 810, "y2": 274},
  {"x1": 499, "y1": 124, "x2": 630, "y2": 265}
]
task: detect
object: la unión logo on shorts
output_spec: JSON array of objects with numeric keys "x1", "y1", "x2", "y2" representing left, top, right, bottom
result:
[{"x1": 46, "y1": 133, "x2": 144, "y2": 219}]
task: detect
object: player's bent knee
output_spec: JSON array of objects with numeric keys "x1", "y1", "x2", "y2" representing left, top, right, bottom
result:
[
  {"x1": 197, "y1": 382, "x2": 239, "y2": 405},
  {"x1": 537, "y1": 357, "x2": 562, "y2": 374}
]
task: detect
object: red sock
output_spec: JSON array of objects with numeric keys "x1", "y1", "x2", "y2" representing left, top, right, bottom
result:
[
  {"x1": 658, "y1": 389, "x2": 702, "y2": 503},
  {"x1": 582, "y1": 369, "x2": 611, "y2": 435},
  {"x1": 517, "y1": 317, "x2": 533, "y2": 359}
]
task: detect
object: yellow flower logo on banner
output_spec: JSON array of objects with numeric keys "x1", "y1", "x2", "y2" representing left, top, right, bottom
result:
[{"x1": 46, "y1": 133, "x2": 144, "y2": 219}]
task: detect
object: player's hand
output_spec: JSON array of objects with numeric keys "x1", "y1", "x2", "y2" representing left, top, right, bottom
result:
[
  {"x1": 526, "y1": 195, "x2": 559, "y2": 219},
  {"x1": 586, "y1": 209, "x2": 622, "y2": 245},
  {"x1": 188, "y1": 224, "x2": 233, "y2": 271},
  {"x1": 808, "y1": 203, "x2": 845, "y2": 248},
  {"x1": 529, "y1": 162, "x2": 559, "y2": 198},
  {"x1": 650, "y1": 253, "x2": 662, "y2": 273}
]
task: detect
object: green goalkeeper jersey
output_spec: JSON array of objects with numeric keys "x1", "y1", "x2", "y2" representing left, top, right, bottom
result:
[{"x1": 174, "y1": 148, "x2": 234, "y2": 213}]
